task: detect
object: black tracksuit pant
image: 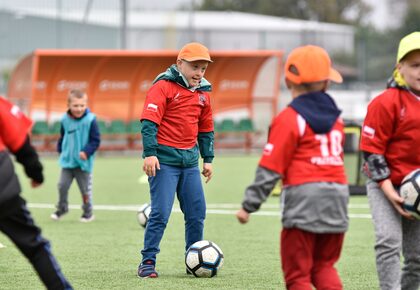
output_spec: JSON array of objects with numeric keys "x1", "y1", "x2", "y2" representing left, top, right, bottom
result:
[{"x1": 0, "y1": 195, "x2": 72, "y2": 290}]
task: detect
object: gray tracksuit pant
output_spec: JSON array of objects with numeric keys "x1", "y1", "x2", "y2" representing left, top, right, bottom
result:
[
  {"x1": 57, "y1": 168, "x2": 93, "y2": 214},
  {"x1": 367, "y1": 180, "x2": 420, "y2": 290}
]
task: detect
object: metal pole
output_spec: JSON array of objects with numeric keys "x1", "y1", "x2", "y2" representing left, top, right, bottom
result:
[
  {"x1": 74, "y1": 0, "x2": 94, "y2": 47},
  {"x1": 188, "y1": 0, "x2": 195, "y2": 42},
  {"x1": 120, "y1": 0, "x2": 128, "y2": 49},
  {"x1": 56, "y1": 0, "x2": 62, "y2": 48}
]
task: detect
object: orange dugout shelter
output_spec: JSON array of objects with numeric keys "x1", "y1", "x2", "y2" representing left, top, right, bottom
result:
[{"x1": 8, "y1": 49, "x2": 282, "y2": 125}]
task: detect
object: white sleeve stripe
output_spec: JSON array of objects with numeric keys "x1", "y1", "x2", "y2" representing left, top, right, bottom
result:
[{"x1": 297, "y1": 114, "x2": 306, "y2": 137}]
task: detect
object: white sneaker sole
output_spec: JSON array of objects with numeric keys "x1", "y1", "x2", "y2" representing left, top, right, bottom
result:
[
  {"x1": 50, "y1": 214, "x2": 61, "y2": 221},
  {"x1": 80, "y1": 215, "x2": 95, "y2": 223}
]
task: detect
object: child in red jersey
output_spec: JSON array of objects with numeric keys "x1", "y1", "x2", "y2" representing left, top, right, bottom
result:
[
  {"x1": 237, "y1": 45, "x2": 349, "y2": 290},
  {"x1": 0, "y1": 97, "x2": 72, "y2": 289},
  {"x1": 138, "y1": 42, "x2": 214, "y2": 278},
  {"x1": 360, "y1": 31, "x2": 420, "y2": 290}
]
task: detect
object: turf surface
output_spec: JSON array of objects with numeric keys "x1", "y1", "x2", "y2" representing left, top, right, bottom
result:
[{"x1": 0, "y1": 155, "x2": 378, "y2": 289}]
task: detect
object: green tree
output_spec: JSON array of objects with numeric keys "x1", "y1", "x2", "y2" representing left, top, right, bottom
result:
[
  {"x1": 197, "y1": 0, "x2": 371, "y2": 24},
  {"x1": 399, "y1": 0, "x2": 420, "y2": 36},
  {"x1": 357, "y1": 0, "x2": 420, "y2": 82}
]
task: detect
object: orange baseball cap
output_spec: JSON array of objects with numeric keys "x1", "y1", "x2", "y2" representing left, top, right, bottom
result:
[
  {"x1": 284, "y1": 45, "x2": 342, "y2": 84},
  {"x1": 177, "y1": 42, "x2": 213, "y2": 62}
]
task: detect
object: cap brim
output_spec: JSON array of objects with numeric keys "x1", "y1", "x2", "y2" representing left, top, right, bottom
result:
[
  {"x1": 182, "y1": 57, "x2": 213, "y2": 63},
  {"x1": 398, "y1": 46, "x2": 420, "y2": 63},
  {"x1": 329, "y1": 68, "x2": 343, "y2": 83}
]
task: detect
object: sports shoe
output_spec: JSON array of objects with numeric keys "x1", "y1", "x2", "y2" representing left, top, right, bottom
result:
[
  {"x1": 138, "y1": 260, "x2": 158, "y2": 278},
  {"x1": 50, "y1": 209, "x2": 68, "y2": 221},
  {"x1": 80, "y1": 212, "x2": 95, "y2": 223}
]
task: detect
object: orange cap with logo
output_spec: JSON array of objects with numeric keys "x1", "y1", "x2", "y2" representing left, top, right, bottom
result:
[
  {"x1": 284, "y1": 45, "x2": 342, "y2": 84},
  {"x1": 177, "y1": 42, "x2": 213, "y2": 62}
]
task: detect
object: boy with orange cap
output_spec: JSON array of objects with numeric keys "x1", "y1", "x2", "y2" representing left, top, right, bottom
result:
[
  {"x1": 138, "y1": 42, "x2": 214, "y2": 278},
  {"x1": 237, "y1": 45, "x2": 349, "y2": 289},
  {"x1": 360, "y1": 31, "x2": 420, "y2": 290}
]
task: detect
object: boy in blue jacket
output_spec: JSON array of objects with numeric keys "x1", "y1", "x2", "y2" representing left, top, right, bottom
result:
[{"x1": 51, "y1": 89, "x2": 101, "y2": 222}]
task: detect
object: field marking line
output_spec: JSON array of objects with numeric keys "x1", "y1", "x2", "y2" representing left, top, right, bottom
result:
[
  {"x1": 28, "y1": 203, "x2": 371, "y2": 218},
  {"x1": 207, "y1": 203, "x2": 369, "y2": 209}
]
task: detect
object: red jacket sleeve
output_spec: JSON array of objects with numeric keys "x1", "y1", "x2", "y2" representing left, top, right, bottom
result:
[
  {"x1": 0, "y1": 97, "x2": 32, "y2": 152},
  {"x1": 198, "y1": 92, "x2": 214, "y2": 133},
  {"x1": 360, "y1": 92, "x2": 396, "y2": 154},
  {"x1": 141, "y1": 81, "x2": 168, "y2": 125},
  {"x1": 259, "y1": 108, "x2": 300, "y2": 176}
]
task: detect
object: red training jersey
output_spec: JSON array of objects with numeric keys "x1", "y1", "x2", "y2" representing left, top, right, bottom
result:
[
  {"x1": 0, "y1": 96, "x2": 32, "y2": 153},
  {"x1": 360, "y1": 88, "x2": 420, "y2": 185},
  {"x1": 259, "y1": 107, "x2": 347, "y2": 186},
  {"x1": 141, "y1": 80, "x2": 213, "y2": 149}
]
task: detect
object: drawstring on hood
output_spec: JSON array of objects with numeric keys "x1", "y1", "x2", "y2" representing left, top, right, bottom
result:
[{"x1": 289, "y1": 91, "x2": 342, "y2": 134}]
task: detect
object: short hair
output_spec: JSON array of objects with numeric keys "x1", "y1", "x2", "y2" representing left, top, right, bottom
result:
[
  {"x1": 68, "y1": 89, "x2": 87, "y2": 103},
  {"x1": 286, "y1": 77, "x2": 327, "y2": 92}
]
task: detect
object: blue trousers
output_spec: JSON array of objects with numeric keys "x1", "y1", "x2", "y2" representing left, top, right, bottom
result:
[{"x1": 141, "y1": 164, "x2": 206, "y2": 263}]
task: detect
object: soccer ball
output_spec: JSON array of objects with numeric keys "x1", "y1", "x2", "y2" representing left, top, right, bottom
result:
[
  {"x1": 137, "y1": 203, "x2": 151, "y2": 228},
  {"x1": 185, "y1": 240, "x2": 224, "y2": 278},
  {"x1": 400, "y1": 169, "x2": 420, "y2": 219}
]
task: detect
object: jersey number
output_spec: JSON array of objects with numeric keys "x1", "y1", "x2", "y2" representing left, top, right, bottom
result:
[{"x1": 315, "y1": 130, "x2": 343, "y2": 157}]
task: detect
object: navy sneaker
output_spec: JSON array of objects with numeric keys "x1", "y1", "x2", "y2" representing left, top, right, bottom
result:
[
  {"x1": 50, "y1": 209, "x2": 68, "y2": 221},
  {"x1": 80, "y1": 212, "x2": 95, "y2": 223},
  {"x1": 138, "y1": 260, "x2": 158, "y2": 278}
]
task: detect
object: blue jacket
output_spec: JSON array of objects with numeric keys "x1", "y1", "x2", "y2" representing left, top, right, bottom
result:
[{"x1": 58, "y1": 109, "x2": 100, "y2": 173}]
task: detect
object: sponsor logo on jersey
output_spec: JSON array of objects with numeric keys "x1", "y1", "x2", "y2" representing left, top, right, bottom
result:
[
  {"x1": 147, "y1": 103, "x2": 158, "y2": 112},
  {"x1": 263, "y1": 143, "x2": 274, "y2": 156},
  {"x1": 362, "y1": 125, "x2": 375, "y2": 139},
  {"x1": 400, "y1": 106, "x2": 406, "y2": 120},
  {"x1": 198, "y1": 94, "x2": 206, "y2": 106},
  {"x1": 311, "y1": 156, "x2": 344, "y2": 166}
]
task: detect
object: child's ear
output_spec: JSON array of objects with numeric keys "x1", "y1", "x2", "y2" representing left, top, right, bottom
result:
[
  {"x1": 321, "y1": 80, "x2": 330, "y2": 92},
  {"x1": 285, "y1": 78, "x2": 292, "y2": 90},
  {"x1": 396, "y1": 62, "x2": 403, "y2": 72}
]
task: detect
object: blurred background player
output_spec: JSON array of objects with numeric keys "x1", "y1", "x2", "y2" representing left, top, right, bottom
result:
[
  {"x1": 138, "y1": 42, "x2": 214, "y2": 278},
  {"x1": 51, "y1": 89, "x2": 101, "y2": 222},
  {"x1": 360, "y1": 31, "x2": 420, "y2": 290},
  {"x1": 0, "y1": 96, "x2": 72, "y2": 289},
  {"x1": 236, "y1": 45, "x2": 349, "y2": 290}
]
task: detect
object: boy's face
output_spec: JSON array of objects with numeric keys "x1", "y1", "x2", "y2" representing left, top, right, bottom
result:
[
  {"x1": 398, "y1": 50, "x2": 420, "y2": 94},
  {"x1": 68, "y1": 95, "x2": 87, "y2": 118},
  {"x1": 177, "y1": 59, "x2": 209, "y2": 87}
]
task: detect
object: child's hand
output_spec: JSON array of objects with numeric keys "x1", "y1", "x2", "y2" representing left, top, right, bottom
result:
[
  {"x1": 202, "y1": 163, "x2": 213, "y2": 183},
  {"x1": 381, "y1": 179, "x2": 414, "y2": 219},
  {"x1": 143, "y1": 156, "x2": 160, "y2": 177},
  {"x1": 30, "y1": 180, "x2": 42, "y2": 188},
  {"x1": 236, "y1": 208, "x2": 250, "y2": 224},
  {"x1": 79, "y1": 151, "x2": 87, "y2": 160}
]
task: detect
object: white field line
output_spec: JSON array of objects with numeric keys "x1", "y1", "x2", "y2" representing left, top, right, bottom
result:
[{"x1": 28, "y1": 203, "x2": 372, "y2": 219}]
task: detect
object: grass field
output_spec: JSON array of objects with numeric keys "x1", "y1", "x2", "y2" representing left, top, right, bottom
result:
[{"x1": 0, "y1": 154, "x2": 379, "y2": 289}]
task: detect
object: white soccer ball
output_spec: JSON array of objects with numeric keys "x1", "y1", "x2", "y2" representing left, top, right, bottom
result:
[
  {"x1": 185, "y1": 240, "x2": 224, "y2": 278},
  {"x1": 400, "y1": 169, "x2": 420, "y2": 219},
  {"x1": 137, "y1": 203, "x2": 151, "y2": 228}
]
